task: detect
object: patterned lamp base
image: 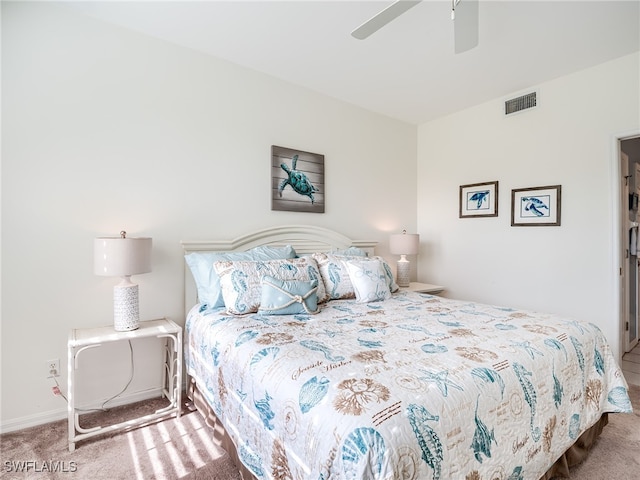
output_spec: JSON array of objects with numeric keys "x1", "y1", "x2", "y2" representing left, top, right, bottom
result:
[
  {"x1": 113, "y1": 280, "x2": 140, "y2": 331},
  {"x1": 396, "y1": 256, "x2": 410, "y2": 288}
]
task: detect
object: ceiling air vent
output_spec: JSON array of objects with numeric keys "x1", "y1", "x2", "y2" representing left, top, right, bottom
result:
[{"x1": 505, "y1": 91, "x2": 537, "y2": 115}]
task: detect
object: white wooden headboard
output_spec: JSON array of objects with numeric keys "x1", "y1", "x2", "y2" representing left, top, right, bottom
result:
[{"x1": 180, "y1": 224, "x2": 377, "y2": 317}]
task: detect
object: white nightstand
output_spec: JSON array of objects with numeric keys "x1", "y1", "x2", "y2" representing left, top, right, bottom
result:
[
  {"x1": 67, "y1": 318, "x2": 182, "y2": 452},
  {"x1": 400, "y1": 282, "x2": 445, "y2": 294}
]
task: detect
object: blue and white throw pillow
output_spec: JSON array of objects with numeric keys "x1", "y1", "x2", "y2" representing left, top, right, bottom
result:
[
  {"x1": 184, "y1": 245, "x2": 296, "y2": 308},
  {"x1": 345, "y1": 259, "x2": 392, "y2": 303},
  {"x1": 215, "y1": 256, "x2": 326, "y2": 315},
  {"x1": 313, "y1": 253, "x2": 398, "y2": 300},
  {"x1": 258, "y1": 276, "x2": 319, "y2": 315}
]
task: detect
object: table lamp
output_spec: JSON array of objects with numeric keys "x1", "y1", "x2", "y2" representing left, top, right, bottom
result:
[
  {"x1": 389, "y1": 230, "x2": 419, "y2": 287},
  {"x1": 94, "y1": 231, "x2": 152, "y2": 331}
]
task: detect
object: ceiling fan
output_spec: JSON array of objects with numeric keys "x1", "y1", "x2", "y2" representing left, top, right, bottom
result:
[{"x1": 351, "y1": 0, "x2": 479, "y2": 54}]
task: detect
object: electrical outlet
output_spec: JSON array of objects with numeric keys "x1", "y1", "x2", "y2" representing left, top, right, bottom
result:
[{"x1": 46, "y1": 359, "x2": 60, "y2": 378}]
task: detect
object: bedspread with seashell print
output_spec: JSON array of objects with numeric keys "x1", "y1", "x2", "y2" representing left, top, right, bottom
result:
[{"x1": 185, "y1": 290, "x2": 632, "y2": 480}]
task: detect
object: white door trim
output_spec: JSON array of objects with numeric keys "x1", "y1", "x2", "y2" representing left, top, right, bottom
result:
[{"x1": 612, "y1": 130, "x2": 640, "y2": 361}]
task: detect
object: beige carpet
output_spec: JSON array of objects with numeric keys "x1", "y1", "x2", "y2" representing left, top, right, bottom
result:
[
  {"x1": 0, "y1": 398, "x2": 241, "y2": 479},
  {"x1": 1, "y1": 384, "x2": 639, "y2": 479}
]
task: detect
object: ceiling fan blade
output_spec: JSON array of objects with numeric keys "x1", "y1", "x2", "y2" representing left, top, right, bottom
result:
[
  {"x1": 351, "y1": 0, "x2": 422, "y2": 40},
  {"x1": 454, "y1": 0, "x2": 479, "y2": 53}
]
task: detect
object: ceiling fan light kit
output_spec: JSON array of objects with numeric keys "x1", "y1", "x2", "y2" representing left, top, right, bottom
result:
[{"x1": 351, "y1": 0, "x2": 478, "y2": 53}]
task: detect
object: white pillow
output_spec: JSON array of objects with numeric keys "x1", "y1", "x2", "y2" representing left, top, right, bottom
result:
[
  {"x1": 215, "y1": 257, "x2": 327, "y2": 315},
  {"x1": 345, "y1": 259, "x2": 391, "y2": 303},
  {"x1": 313, "y1": 253, "x2": 398, "y2": 300}
]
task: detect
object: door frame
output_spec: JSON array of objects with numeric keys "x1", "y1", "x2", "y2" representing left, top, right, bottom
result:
[
  {"x1": 632, "y1": 162, "x2": 640, "y2": 352},
  {"x1": 614, "y1": 130, "x2": 640, "y2": 359}
]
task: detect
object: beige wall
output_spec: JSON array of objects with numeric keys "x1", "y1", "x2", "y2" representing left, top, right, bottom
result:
[
  {"x1": 1, "y1": 2, "x2": 417, "y2": 430},
  {"x1": 417, "y1": 52, "x2": 640, "y2": 362}
]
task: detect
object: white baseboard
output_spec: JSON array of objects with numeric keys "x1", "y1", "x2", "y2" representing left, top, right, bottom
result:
[{"x1": 0, "y1": 387, "x2": 165, "y2": 435}]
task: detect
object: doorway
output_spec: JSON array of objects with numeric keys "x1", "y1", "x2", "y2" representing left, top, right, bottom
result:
[{"x1": 621, "y1": 135, "x2": 640, "y2": 353}]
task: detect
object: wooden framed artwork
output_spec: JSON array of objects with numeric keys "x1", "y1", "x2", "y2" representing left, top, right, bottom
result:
[
  {"x1": 511, "y1": 185, "x2": 561, "y2": 226},
  {"x1": 271, "y1": 145, "x2": 325, "y2": 213},
  {"x1": 459, "y1": 181, "x2": 498, "y2": 218}
]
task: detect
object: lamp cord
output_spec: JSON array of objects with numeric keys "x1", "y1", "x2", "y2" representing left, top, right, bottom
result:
[{"x1": 52, "y1": 340, "x2": 135, "y2": 413}]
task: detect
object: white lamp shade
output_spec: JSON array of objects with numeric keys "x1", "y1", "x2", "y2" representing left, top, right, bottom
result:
[
  {"x1": 94, "y1": 237, "x2": 152, "y2": 277},
  {"x1": 389, "y1": 233, "x2": 419, "y2": 255}
]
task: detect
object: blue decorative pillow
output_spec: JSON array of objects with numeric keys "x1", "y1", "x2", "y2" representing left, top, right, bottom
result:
[
  {"x1": 185, "y1": 245, "x2": 296, "y2": 308},
  {"x1": 215, "y1": 257, "x2": 326, "y2": 315},
  {"x1": 258, "y1": 276, "x2": 319, "y2": 315},
  {"x1": 313, "y1": 253, "x2": 398, "y2": 300},
  {"x1": 345, "y1": 259, "x2": 391, "y2": 303}
]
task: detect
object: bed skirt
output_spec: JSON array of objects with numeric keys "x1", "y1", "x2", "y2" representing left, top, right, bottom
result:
[
  {"x1": 188, "y1": 376, "x2": 258, "y2": 480},
  {"x1": 187, "y1": 376, "x2": 609, "y2": 480}
]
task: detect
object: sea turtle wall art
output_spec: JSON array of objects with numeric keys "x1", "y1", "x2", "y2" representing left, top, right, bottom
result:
[
  {"x1": 271, "y1": 145, "x2": 325, "y2": 213},
  {"x1": 511, "y1": 185, "x2": 561, "y2": 226},
  {"x1": 459, "y1": 181, "x2": 499, "y2": 218}
]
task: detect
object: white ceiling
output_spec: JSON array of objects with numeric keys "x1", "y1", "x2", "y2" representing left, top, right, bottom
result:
[{"x1": 62, "y1": 0, "x2": 640, "y2": 125}]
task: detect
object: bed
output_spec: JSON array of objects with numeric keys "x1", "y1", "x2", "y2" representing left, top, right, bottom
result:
[{"x1": 181, "y1": 225, "x2": 632, "y2": 480}]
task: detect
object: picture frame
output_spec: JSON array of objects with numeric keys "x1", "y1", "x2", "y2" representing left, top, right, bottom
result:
[
  {"x1": 271, "y1": 145, "x2": 325, "y2": 213},
  {"x1": 459, "y1": 181, "x2": 499, "y2": 218},
  {"x1": 511, "y1": 185, "x2": 561, "y2": 226}
]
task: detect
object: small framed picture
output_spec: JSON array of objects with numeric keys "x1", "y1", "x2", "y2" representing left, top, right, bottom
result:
[
  {"x1": 511, "y1": 185, "x2": 561, "y2": 226},
  {"x1": 459, "y1": 181, "x2": 498, "y2": 218}
]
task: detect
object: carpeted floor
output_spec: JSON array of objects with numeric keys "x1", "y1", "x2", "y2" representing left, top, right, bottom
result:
[
  {"x1": 1, "y1": 384, "x2": 639, "y2": 479},
  {"x1": 0, "y1": 398, "x2": 241, "y2": 479}
]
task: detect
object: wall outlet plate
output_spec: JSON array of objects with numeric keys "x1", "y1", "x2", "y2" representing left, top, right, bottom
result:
[{"x1": 46, "y1": 358, "x2": 60, "y2": 378}]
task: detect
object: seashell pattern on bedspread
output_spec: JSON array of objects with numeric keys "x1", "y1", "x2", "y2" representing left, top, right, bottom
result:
[{"x1": 185, "y1": 291, "x2": 632, "y2": 480}]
